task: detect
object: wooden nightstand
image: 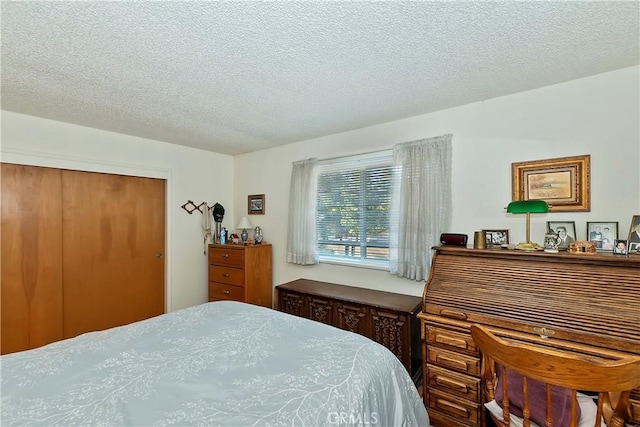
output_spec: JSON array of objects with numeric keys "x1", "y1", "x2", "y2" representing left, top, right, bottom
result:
[{"x1": 208, "y1": 244, "x2": 272, "y2": 308}]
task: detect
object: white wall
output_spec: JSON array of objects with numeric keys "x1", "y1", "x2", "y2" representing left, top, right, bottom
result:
[
  {"x1": 234, "y1": 66, "x2": 640, "y2": 297},
  {"x1": 0, "y1": 111, "x2": 235, "y2": 311}
]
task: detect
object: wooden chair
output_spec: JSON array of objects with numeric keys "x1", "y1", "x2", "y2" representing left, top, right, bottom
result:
[{"x1": 470, "y1": 324, "x2": 640, "y2": 427}]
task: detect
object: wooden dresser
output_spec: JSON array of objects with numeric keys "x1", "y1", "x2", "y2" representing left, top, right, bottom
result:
[
  {"x1": 276, "y1": 279, "x2": 422, "y2": 378},
  {"x1": 208, "y1": 243, "x2": 272, "y2": 308},
  {"x1": 420, "y1": 246, "x2": 640, "y2": 427}
]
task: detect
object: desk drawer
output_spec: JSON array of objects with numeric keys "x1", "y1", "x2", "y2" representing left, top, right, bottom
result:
[
  {"x1": 428, "y1": 345, "x2": 480, "y2": 376},
  {"x1": 427, "y1": 324, "x2": 477, "y2": 354},
  {"x1": 427, "y1": 364, "x2": 480, "y2": 402},
  {"x1": 208, "y1": 265, "x2": 245, "y2": 286},
  {"x1": 428, "y1": 387, "x2": 480, "y2": 426},
  {"x1": 208, "y1": 247, "x2": 244, "y2": 267},
  {"x1": 208, "y1": 282, "x2": 244, "y2": 302}
]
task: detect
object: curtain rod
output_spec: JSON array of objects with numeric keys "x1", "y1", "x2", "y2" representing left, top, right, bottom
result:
[{"x1": 316, "y1": 146, "x2": 393, "y2": 163}]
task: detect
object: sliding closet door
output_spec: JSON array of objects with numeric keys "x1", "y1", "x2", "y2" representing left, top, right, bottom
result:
[
  {"x1": 1, "y1": 164, "x2": 63, "y2": 354},
  {"x1": 62, "y1": 171, "x2": 165, "y2": 338}
]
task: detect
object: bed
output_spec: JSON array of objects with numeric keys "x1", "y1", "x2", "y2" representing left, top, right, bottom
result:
[{"x1": 1, "y1": 300, "x2": 429, "y2": 426}]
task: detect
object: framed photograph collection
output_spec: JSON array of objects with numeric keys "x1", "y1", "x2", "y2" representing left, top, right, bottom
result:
[{"x1": 535, "y1": 216, "x2": 639, "y2": 254}]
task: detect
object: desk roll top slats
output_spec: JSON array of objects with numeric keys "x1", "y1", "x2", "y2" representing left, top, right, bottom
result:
[{"x1": 420, "y1": 246, "x2": 640, "y2": 427}]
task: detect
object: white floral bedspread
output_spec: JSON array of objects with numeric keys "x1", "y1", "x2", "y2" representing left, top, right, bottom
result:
[{"x1": 1, "y1": 300, "x2": 428, "y2": 426}]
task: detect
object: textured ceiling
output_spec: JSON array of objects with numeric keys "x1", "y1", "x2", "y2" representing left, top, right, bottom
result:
[{"x1": 1, "y1": 1, "x2": 639, "y2": 155}]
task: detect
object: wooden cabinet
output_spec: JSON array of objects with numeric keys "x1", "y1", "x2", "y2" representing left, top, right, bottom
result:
[
  {"x1": 420, "y1": 246, "x2": 640, "y2": 427},
  {"x1": 276, "y1": 279, "x2": 422, "y2": 378},
  {"x1": 208, "y1": 244, "x2": 272, "y2": 308}
]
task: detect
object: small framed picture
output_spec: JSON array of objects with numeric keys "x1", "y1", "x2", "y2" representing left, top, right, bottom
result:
[
  {"x1": 546, "y1": 221, "x2": 577, "y2": 250},
  {"x1": 627, "y1": 215, "x2": 640, "y2": 247},
  {"x1": 248, "y1": 194, "x2": 265, "y2": 215},
  {"x1": 629, "y1": 242, "x2": 640, "y2": 255},
  {"x1": 613, "y1": 239, "x2": 629, "y2": 256},
  {"x1": 483, "y1": 229, "x2": 509, "y2": 246},
  {"x1": 586, "y1": 221, "x2": 618, "y2": 251}
]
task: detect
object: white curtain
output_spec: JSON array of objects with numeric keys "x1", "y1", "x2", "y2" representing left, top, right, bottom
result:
[
  {"x1": 286, "y1": 158, "x2": 319, "y2": 265},
  {"x1": 390, "y1": 134, "x2": 452, "y2": 281}
]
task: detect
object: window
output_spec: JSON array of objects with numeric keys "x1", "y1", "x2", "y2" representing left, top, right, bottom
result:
[{"x1": 316, "y1": 151, "x2": 395, "y2": 269}]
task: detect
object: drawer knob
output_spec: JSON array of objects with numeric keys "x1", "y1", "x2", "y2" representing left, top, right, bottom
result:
[
  {"x1": 222, "y1": 290, "x2": 230, "y2": 295},
  {"x1": 222, "y1": 273, "x2": 230, "y2": 278},
  {"x1": 222, "y1": 254, "x2": 229, "y2": 258}
]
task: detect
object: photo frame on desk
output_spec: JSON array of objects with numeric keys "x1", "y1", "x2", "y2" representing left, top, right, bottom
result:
[
  {"x1": 512, "y1": 155, "x2": 590, "y2": 212},
  {"x1": 627, "y1": 215, "x2": 640, "y2": 254},
  {"x1": 483, "y1": 229, "x2": 509, "y2": 246},
  {"x1": 586, "y1": 221, "x2": 617, "y2": 251},
  {"x1": 546, "y1": 221, "x2": 576, "y2": 251},
  {"x1": 248, "y1": 194, "x2": 265, "y2": 215}
]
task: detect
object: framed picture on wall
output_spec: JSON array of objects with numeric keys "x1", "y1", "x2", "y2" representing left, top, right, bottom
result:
[
  {"x1": 248, "y1": 194, "x2": 265, "y2": 215},
  {"x1": 512, "y1": 155, "x2": 590, "y2": 212},
  {"x1": 586, "y1": 221, "x2": 618, "y2": 251},
  {"x1": 546, "y1": 221, "x2": 576, "y2": 250}
]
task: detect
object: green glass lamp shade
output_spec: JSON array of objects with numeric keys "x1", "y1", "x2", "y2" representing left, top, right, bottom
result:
[
  {"x1": 506, "y1": 200, "x2": 548, "y2": 251},
  {"x1": 506, "y1": 200, "x2": 549, "y2": 214}
]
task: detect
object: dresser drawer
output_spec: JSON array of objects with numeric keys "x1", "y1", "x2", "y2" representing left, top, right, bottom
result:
[
  {"x1": 426, "y1": 323, "x2": 477, "y2": 355},
  {"x1": 427, "y1": 364, "x2": 480, "y2": 401},
  {"x1": 208, "y1": 247, "x2": 244, "y2": 267},
  {"x1": 208, "y1": 265, "x2": 245, "y2": 286},
  {"x1": 208, "y1": 282, "x2": 244, "y2": 302},
  {"x1": 427, "y1": 345, "x2": 480, "y2": 376},
  {"x1": 428, "y1": 387, "x2": 480, "y2": 426}
]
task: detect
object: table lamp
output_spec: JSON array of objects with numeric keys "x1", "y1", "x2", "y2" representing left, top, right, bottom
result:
[
  {"x1": 506, "y1": 200, "x2": 548, "y2": 251},
  {"x1": 236, "y1": 216, "x2": 253, "y2": 243}
]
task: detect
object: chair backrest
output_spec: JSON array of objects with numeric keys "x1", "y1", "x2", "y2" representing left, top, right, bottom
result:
[{"x1": 470, "y1": 324, "x2": 640, "y2": 427}]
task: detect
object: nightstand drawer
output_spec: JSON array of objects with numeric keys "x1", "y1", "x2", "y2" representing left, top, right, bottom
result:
[
  {"x1": 208, "y1": 282, "x2": 244, "y2": 302},
  {"x1": 208, "y1": 265, "x2": 245, "y2": 286},
  {"x1": 208, "y1": 247, "x2": 244, "y2": 267}
]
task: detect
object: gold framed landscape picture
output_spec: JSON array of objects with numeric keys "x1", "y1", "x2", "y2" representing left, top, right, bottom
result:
[{"x1": 512, "y1": 154, "x2": 590, "y2": 212}]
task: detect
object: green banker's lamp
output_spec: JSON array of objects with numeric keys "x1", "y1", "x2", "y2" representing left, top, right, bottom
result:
[{"x1": 506, "y1": 200, "x2": 549, "y2": 251}]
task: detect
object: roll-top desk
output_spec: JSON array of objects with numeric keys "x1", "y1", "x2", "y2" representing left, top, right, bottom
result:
[{"x1": 419, "y1": 246, "x2": 640, "y2": 427}]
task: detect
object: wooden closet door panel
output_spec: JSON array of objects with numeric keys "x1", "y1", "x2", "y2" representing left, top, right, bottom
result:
[
  {"x1": 62, "y1": 171, "x2": 165, "y2": 338},
  {"x1": 1, "y1": 164, "x2": 63, "y2": 354}
]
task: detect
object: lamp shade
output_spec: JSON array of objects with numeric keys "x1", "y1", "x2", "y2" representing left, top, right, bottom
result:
[
  {"x1": 507, "y1": 200, "x2": 548, "y2": 214},
  {"x1": 236, "y1": 216, "x2": 253, "y2": 230}
]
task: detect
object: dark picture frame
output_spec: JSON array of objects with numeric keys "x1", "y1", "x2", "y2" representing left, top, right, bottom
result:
[
  {"x1": 586, "y1": 221, "x2": 618, "y2": 252},
  {"x1": 627, "y1": 215, "x2": 640, "y2": 254},
  {"x1": 483, "y1": 229, "x2": 509, "y2": 246},
  {"x1": 546, "y1": 221, "x2": 577, "y2": 250},
  {"x1": 511, "y1": 155, "x2": 590, "y2": 212},
  {"x1": 248, "y1": 194, "x2": 265, "y2": 215},
  {"x1": 613, "y1": 239, "x2": 629, "y2": 256}
]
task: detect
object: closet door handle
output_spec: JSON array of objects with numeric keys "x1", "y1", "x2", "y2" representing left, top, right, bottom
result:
[{"x1": 156, "y1": 253, "x2": 163, "y2": 259}]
